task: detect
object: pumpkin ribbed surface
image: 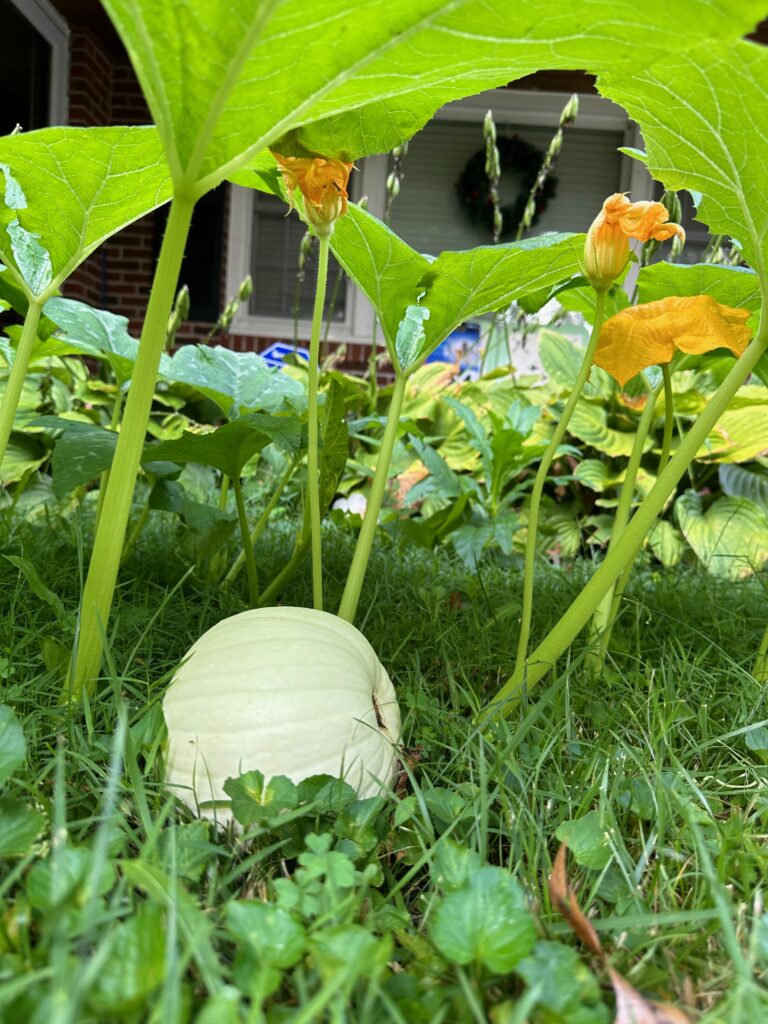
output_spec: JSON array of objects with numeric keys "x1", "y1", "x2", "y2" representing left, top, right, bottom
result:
[{"x1": 163, "y1": 607, "x2": 401, "y2": 821}]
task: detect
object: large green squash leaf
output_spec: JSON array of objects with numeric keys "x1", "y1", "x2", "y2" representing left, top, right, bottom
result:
[
  {"x1": 100, "y1": 0, "x2": 762, "y2": 188},
  {"x1": 418, "y1": 234, "x2": 582, "y2": 359},
  {"x1": 637, "y1": 263, "x2": 761, "y2": 312},
  {"x1": 142, "y1": 414, "x2": 301, "y2": 479},
  {"x1": 0, "y1": 128, "x2": 170, "y2": 297},
  {"x1": 167, "y1": 344, "x2": 305, "y2": 416},
  {"x1": 331, "y1": 203, "x2": 582, "y2": 370},
  {"x1": 43, "y1": 297, "x2": 162, "y2": 384},
  {"x1": 675, "y1": 490, "x2": 768, "y2": 579},
  {"x1": 599, "y1": 41, "x2": 768, "y2": 278}
]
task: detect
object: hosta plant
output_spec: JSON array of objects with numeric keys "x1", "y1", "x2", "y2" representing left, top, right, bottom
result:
[{"x1": 163, "y1": 607, "x2": 401, "y2": 822}]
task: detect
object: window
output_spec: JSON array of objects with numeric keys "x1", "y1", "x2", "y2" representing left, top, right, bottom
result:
[
  {"x1": 226, "y1": 89, "x2": 651, "y2": 344},
  {"x1": 1, "y1": 0, "x2": 68, "y2": 134}
]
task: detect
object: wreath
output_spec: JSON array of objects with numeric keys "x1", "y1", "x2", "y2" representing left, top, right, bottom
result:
[{"x1": 455, "y1": 135, "x2": 558, "y2": 238}]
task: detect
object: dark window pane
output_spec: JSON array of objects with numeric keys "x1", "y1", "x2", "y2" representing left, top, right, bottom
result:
[
  {"x1": 248, "y1": 192, "x2": 347, "y2": 322},
  {"x1": 154, "y1": 187, "x2": 227, "y2": 323},
  {"x1": 0, "y1": 0, "x2": 51, "y2": 134}
]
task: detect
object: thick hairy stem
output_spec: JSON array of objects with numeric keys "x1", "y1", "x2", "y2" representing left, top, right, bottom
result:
[
  {"x1": 0, "y1": 299, "x2": 42, "y2": 468},
  {"x1": 587, "y1": 378, "x2": 659, "y2": 671},
  {"x1": 485, "y1": 317, "x2": 768, "y2": 719},
  {"x1": 514, "y1": 289, "x2": 607, "y2": 675},
  {"x1": 307, "y1": 234, "x2": 330, "y2": 611},
  {"x1": 66, "y1": 194, "x2": 195, "y2": 698},
  {"x1": 338, "y1": 373, "x2": 407, "y2": 623}
]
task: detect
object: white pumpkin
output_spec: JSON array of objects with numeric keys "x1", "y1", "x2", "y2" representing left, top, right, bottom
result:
[{"x1": 163, "y1": 607, "x2": 401, "y2": 822}]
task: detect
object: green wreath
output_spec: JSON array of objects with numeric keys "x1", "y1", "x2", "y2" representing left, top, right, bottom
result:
[{"x1": 455, "y1": 135, "x2": 558, "y2": 238}]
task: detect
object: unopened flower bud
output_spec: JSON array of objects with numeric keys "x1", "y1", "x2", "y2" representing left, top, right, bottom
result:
[
  {"x1": 661, "y1": 190, "x2": 683, "y2": 226},
  {"x1": 485, "y1": 148, "x2": 501, "y2": 180},
  {"x1": 560, "y1": 94, "x2": 579, "y2": 127},
  {"x1": 298, "y1": 231, "x2": 313, "y2": 271},
  {"x1": 483, "y1": 110, "x2": 497, "y2": 144},
  {"x1": 670, "y1": 234, "x2": 685, "y2": 260},
  {"x1": 548, "y1": 132, "x2": 563, "y2": 158},
  {"x1": 238, "y1": 275, "x2": 253, "y2": 302},
  {"x1": 176, "y1": 284, "x2": 190, "y2": 321},
  {"x1": 386, "y1": 172, "x2": 400, "y2": 197}
]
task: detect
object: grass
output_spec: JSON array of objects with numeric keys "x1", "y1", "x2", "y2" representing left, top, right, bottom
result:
[{"x1": 1, "y1": 508, "x2": 767, "y2": 1022}]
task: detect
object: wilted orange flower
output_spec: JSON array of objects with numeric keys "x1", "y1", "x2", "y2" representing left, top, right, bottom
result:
[
  {"x1": 594, "y1": 295, "x2": 752, "y2": 387},
  {"x1": 584, "y1": 193, "x2": 685, "y2": 289},
  {"x1": 273, "y1": 153, "x2": 353, "y2": 236}
]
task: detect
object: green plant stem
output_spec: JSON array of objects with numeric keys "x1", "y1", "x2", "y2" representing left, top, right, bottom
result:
[
  {"x1": 587, "y1": 377, "x2": 659, "y2": 671},
  {"x1": 232, "y1": 475, "x2": 259, "y2": 607},
  {"x1": 660, "y1": 363, "x2": 674, "y2": 472},
  {"x1": 225, "y1": 455, "x2": 298, "y2": 583},
  {"x1": 338, "y1": 372, "x2": 407, "y2": 623},
  {"x1": 0, "y1": 298, "x2": 42, "y2": 468},
  {"x1": 486, "y1": 315, "x2": 768, "y2": 719},
  {"x1": 257, "y1": 505, "x2": 311, "y2": 608},
  {"x1": 66, "y1": 193, "x2": 195, "y2": 698},
  {"x1": 94, "y1": 387, "x2": 124, "y2": 529},
  {"x1": 307, "y1": 234, "x2": 330, "y2": 611},
  {"x1": 218, "y1": 474, "x2": 230, "y2": 511},
  {"x1": 514, "y1": 289, "x2": 607, "y2": 676}
]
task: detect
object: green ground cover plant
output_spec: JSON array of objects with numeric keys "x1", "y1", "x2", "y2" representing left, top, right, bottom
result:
[{"x1": 2, "y1": 0, "x2": 768, "y2": 1018}]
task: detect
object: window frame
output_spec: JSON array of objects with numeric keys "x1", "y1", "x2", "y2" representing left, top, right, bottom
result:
[
  {"x1": 8, "y1": 0, "x2": 70, "y2": 126},
  {"x1": 226, "y1": 88, "x2": 651, "y2": 344}
]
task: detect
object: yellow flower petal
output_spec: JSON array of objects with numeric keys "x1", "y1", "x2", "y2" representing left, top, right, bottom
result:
[{"x1": 594, "y1": 295, "x2": 752, "y2": 388}]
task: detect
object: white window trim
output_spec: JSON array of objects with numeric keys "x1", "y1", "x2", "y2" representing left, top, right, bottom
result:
[
  {"x1": 9, "y1": 0, "x2": 70, "y2": 127},
  {"x1": 227, "y1": 88, "x2": 652, "y2": 344}
]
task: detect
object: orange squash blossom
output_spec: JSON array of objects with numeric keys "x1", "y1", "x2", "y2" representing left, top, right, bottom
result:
[
  {"x1": 273, "y1": 153, "x2": 354, "y2": 237},
  {"x1": 584, "y1": 193, "x2": 685, "y2": 290}
]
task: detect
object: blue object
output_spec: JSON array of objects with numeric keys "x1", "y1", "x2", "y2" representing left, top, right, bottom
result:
[
  {"x1": 426, "y1": 322, "x2": 483, "y2": 377},
  {"x1": 261, "y1": 341, "x2": 310, "y2": 368}
]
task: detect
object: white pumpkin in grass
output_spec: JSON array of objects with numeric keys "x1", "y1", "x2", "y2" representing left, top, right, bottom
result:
[{"x1": 163, "y1": 607, "x2": 401, "y2": 822}]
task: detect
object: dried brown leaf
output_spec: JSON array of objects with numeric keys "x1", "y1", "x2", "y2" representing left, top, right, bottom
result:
[
  {"x1": 610, "y1": 969, "x2": 691, "y2": 1024},
  {"x1": 549, "y1": 843, "x2": 604, "y2": 958},
  {"x1": 549, "y1": 844, "x2": 691, "y2": 1024}
]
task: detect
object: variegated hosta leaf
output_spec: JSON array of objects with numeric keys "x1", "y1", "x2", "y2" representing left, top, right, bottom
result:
[
  {"x1": 647, "y1": 519, "x2": 686, "y2": 568},
  {"x1": 675, "y1": 490, "x2": 768, "y2": 579},
  {"x1": 567, "y1": 400, "x2": 642, "y2": 459},
  {"x1": 700, "y1": 387, "x2": 768, "y2": 462}
]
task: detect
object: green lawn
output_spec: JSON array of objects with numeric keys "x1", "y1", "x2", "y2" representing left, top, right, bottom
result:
[{"x1": 1, "y1": 517, "x2": 766, "y2": 1022}]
